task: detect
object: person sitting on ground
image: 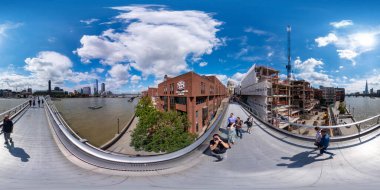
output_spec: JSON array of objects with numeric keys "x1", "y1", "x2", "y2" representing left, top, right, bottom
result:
[
  {"x1": 318, "y1": 129, "x2": 334, "y2": 156},
  {"x1": 244, "y1": 115, "x2": 254, "y2": 134},
  {"x1": 209, "y1": 134, "x2": 230, "y2": 161},
  {"x1": 314, "y1": 127, "x2": 322, "y2": 148}
]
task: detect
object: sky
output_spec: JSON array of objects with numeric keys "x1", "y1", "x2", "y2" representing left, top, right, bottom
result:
[{"x1": 1, "y1": 0, "x2": 380, "y2": 94}]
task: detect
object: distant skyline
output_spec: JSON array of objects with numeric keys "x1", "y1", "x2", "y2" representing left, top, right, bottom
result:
[{"x1": 1, "y1": 0, "x2": 380, "y2": 93}]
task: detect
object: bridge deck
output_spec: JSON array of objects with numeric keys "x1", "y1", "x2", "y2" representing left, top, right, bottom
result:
[{"x1": 0, "y1": 104, "x2": 380, "y2": 189}]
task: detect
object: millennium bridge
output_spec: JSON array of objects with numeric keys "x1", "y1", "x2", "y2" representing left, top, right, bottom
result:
[{"x1": 1, "y1": 97, "x2": 380, "y2": 189}]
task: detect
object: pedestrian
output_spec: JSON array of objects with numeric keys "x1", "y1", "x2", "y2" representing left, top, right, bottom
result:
[
  {"x1": 227, "y1": 113, "x2": 236, "y2": 126},
  {"x1": 29, "y1": 99, "x2": 32, "y2": 107},
  {"x1": 209, "y1": 134, "x2": 229, "y2": 161},
  {"x1": 32, "y1": 99, "x2": 36, "y2": 107},
  {"x1": 41, "y1": 99, "x2": 44, "y2": 107},
  {"x1": 38, "y1": 99, "x2": 41, "y2": 107},
  {"x1": 1, "y1": 115, "x2": 14, "y2": 145},
  {"x1": 235, "y1": 117, "x2": 243, "y2": 139},
  {"x1": 244, "y1": 115, "x2": 254, "y2": 134},
  {"x1": 318, "y1": 129, "x2": 334, "y2": 156},
  {"x1": 314, "y1": 127, "x2": 322, "y2": 148},
  {"x1": 227, "y1": 122, "x2": 236, "y2": 145}
]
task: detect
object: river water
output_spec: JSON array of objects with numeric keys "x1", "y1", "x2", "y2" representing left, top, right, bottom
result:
[
  {"x1": 54, "y1": 98, "x2": 137, "y2": 147},
  {"x1": 345, "y1": 96, "x2": 380, "y2": 121},
  {"x1": 0, "y1": 98, "x2": 27, "y2": 114}
]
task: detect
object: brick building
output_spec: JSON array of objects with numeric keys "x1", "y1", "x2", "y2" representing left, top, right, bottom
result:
[{"x1": 157, "y1": 72, "x2": 227, "y2": 135}]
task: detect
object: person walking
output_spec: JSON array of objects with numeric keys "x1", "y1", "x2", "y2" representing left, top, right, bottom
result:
[
  {"x1": 244, "y1": 115, "x2": 254, "y2": 134},
  {"x1": 41, "y1": 99, "x2": 44, "y2": 107},
  {"x1": 1, "y1": 115, "x2": 14, "y2": 145},
  {"x1": 37, "y1": 98, "x2": 41, "y2": 108},
  {"x1": 209, "y1": 134, "x2": 229, "y2": 161},
  {"x1": 29, "y1": 99, "x2": 32, "y2": 108},
  {"x1": 318, "y1": 129, "x2": 334, "y2": 156},
  {"x1": 227, "y1": 113, "x2": 236, "y2": 126},
  {"x1": 235, "y1": 117, "x2": 243, "y2": 139},
  {"x1": 314, "y1": 127, "x2": 322, "y2": 148},
  {"x1": 227, "y1": 122, "x2": 236, "y2": 145},
  {"x1": 32, "y1": 99, "x2": 36, "y2": 107}
]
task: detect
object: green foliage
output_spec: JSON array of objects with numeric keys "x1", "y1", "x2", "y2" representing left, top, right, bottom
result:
[
  {"x1": 131, "y1": 96, "x2": 196, "y2": 153},
  {"x1": 339, "y1": 102, "x2": 346, "y2": 114}
]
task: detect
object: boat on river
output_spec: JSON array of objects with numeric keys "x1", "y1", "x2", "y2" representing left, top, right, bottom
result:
[{"x1": 88, "y1": 105, "x2": 102, "y2": 110}]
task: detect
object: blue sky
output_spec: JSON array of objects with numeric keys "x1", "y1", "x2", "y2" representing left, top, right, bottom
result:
[{"x1": 1, "y1": 0, "x2": 380, "y2": 93}]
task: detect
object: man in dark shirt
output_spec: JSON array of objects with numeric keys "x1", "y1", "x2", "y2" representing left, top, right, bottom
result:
[
  {"x1": 210, "y1": 134, "x2": 229, "y2": 161},
  {"x1": 318, "y1": 129, "x2": 334, "y2": 156},
  {"x1": 2, "y1": 115, "x2": 14, "y2": 145}
]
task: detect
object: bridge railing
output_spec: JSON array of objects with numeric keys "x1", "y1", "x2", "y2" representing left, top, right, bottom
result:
[
  {"x1": 0, "y1": 100, "x2": 29, "y2": 126},
  {"x1": 43, "y1": 95, "x2": 229, "y2": 166},
  {"x1": 238, "y1": 100, "x2": 380, "y2": 140}
]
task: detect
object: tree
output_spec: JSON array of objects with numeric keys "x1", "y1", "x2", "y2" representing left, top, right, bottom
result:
[
  {"x1": 338, "y1": 102, "x2": 346, "y2": 114},
  {"x1": 131, "y1": 96, "x2": 196, "y2": 153}
]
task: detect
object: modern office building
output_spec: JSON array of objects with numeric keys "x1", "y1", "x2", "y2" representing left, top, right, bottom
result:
[
  {"x1": 101, "y1": 83, "x2": 105, "y2": 93},
  {"x1": 48, "y1": 80, "x2": 51, "y2": 94},
  {"x1": 364, "y1": 80, "x2": 369, "y2": 95},
  {"x1": 83, "y1": 87, "x2": 91, "y2": 95},
  {"x1": 94, "y1": 79, "x2": 99, "y2": 95},
  {"x1": 157, "y1": 72, "x2": 227, "y2": 135}
]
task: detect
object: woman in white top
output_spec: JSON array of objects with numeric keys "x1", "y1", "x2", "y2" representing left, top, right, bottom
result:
[
  {"x1": 227, "y1": 122, "x2": 236, "y2": 145},
  {"x1": 314, "y1": 127, "x2": 322, "y2": 148}
]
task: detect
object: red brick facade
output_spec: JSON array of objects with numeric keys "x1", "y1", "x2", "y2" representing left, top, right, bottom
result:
[{"x1": 157, "y1": 72, "x2": 227, "y2": 135}]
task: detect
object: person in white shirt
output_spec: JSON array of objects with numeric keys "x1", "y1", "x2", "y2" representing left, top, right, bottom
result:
[{"x1": 314, "y1": 127, "x2": 322, "y2": 148}]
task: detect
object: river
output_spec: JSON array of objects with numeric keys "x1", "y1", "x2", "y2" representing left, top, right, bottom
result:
[
  {"x1": 54, "y1": 98, "x2": 137, "y2": 147},
  {"x1": 0, "y1": 98, "x2": 28, "y2": 114},
  {"x1": 345, "y1": 96, "x2": 380, "y2": 121}
]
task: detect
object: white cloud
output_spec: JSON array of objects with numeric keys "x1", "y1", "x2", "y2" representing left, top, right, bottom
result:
[
  {"x1": 75, "y1": 6, "x2": 222, "y2": 80},
  {"x1": 343, "y1": 75, "x2": 380, "y2": 93},
  {"x1": 244, "y1": 27, "x2": 269, "y2": 35},
  {"x1": 315, "y1": 33, "x2": 338, "y2": 47},
  {"x1": 339, "y1": 66, "x2": 344, "y2": 69},
  {"x1": 315, "y1": 28, "x2": 380, "y2": 65},
  {"x1": 95, "y1": 68, "x2": 105, "y2": 73},
  {"x1": 0, "y1": 22, "x2": 22, "y2": 37},
  {"x1": 199, "y1": 61, "x2": 208, "y2": 67},
  {"x1": 337, "y1": 49, "x2": 358, "y2": 65},
  {"x1": 294, "y1": 57, "x2": 334, "y2": 86},
  {"x1": 0, "y1": 51, "x2": 98, "y2": 91},
  {"x1": 343, "y1": 76, "x2": 348, "y2": 80},
  {"x1": 108, "y1": 64, "x2": 130, "y2": 81},
  {"x1": 330, "y1": 20, "x2": 353, "y2": 28},
  {"x1": 231, "y1": 72, "x2": 246, "y2": 82},
  {"x1": 80, "y1": 18, "x2": 99, "y2": 25},
  {"x1": 24, "y1": 51, "x2": 73, "y2": 82},
  {"x1": 130, "y1": 75, "x2": 141, "y2": 84}
]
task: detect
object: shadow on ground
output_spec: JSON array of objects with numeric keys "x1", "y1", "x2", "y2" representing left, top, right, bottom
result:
[
  {"x1": 277, "y1": 150, "x2": 333, "y2": 168},
  {"x1": 5, "y1": 142, "x2": 31, "y2": 162}
]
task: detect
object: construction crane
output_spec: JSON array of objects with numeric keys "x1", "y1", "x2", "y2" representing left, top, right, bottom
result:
[{"x1": 286, "y1": 25, "x2": 292, "y2": 80}]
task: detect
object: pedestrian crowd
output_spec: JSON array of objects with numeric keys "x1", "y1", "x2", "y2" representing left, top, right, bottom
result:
[
  {"x1": 210, "y1": 112, "x2": 254, "y2": 161},
  {"x1": 29, "y1": 96, "x2": 44, "y2": 108}
]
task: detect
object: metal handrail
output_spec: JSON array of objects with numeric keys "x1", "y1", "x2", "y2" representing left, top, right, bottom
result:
[
  {"x1": 0, "y1": 100, "x2": 29, "y2": 125},
  {"x1": 239, "y1": 100, "x2": 380, "y2": 129},
  {"x1": 44, "y1": 96, "x2": 228, "y2": 164}
]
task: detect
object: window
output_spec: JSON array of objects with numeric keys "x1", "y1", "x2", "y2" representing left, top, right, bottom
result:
[
  {"x1": 196, "y1": 123, "x2": 199, "y2": 132},
  {"x1": 169, "y1": 83, "x2": 174, "y2": 94},
  {"x1": 201, "y1": 82, "x2": 205, "y2": 94},
  {"x1": 175, "y1": 97, "x2": 187, "y2": 105},
  {"x1": 170, "y1": 97, "x2": 175, "y2": 110},
  {"x1": 196, "y1": 110, "x2": 198, "y2": 118},
  {"x1": 196, "y1": 97, "x2": 206, "y2": 105},
  {"x1": 163, "y1": 85, "x2": 167, "y2": 94}
]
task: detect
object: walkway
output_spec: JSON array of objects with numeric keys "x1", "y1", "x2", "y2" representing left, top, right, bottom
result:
[{"x1": 0, "y1": 104, "x2": 379, "y2": 189}]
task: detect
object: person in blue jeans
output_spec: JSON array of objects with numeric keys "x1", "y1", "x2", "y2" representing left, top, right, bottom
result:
[
  {"x1": 235, "y1": 117, "x2": 243, "y2": 139},
  {"x1": 318, "y1": 129, "x2": 335, "y2": 156}
]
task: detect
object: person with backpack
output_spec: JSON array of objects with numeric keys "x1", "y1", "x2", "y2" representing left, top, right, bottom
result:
[
  {"x1": 2, "y1": 115, "x2": 14, "y2": 145},
  {"x1": 209, "y1": 134, "x2": 229, "y2": 161},
  {"x1": 244, "y1": 115, "x2": 254, "y2": 134}
]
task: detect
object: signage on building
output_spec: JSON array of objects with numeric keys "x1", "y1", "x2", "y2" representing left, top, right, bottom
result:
[{"x1": 176, "y1": 80, "x2": 188, "y2": 95}]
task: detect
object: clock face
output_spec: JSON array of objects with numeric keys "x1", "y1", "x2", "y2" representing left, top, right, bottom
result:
[{"x1": 177, "y1": 81, "x2": 185, "y2": 91}]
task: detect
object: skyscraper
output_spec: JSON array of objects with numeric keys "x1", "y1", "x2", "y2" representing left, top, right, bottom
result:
[
  {"x1": 101, "y1": 83, "x2": 105, "y2": 93},
  {"x1": 48, "y1": 80, "x2": 51, "y2": 94},
  {"x1": 365, "y1": 80, "x2": 369, "y2": 95},
  {"x1": 94, "y1": 79, "x2": 98, "y2": 95}
]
